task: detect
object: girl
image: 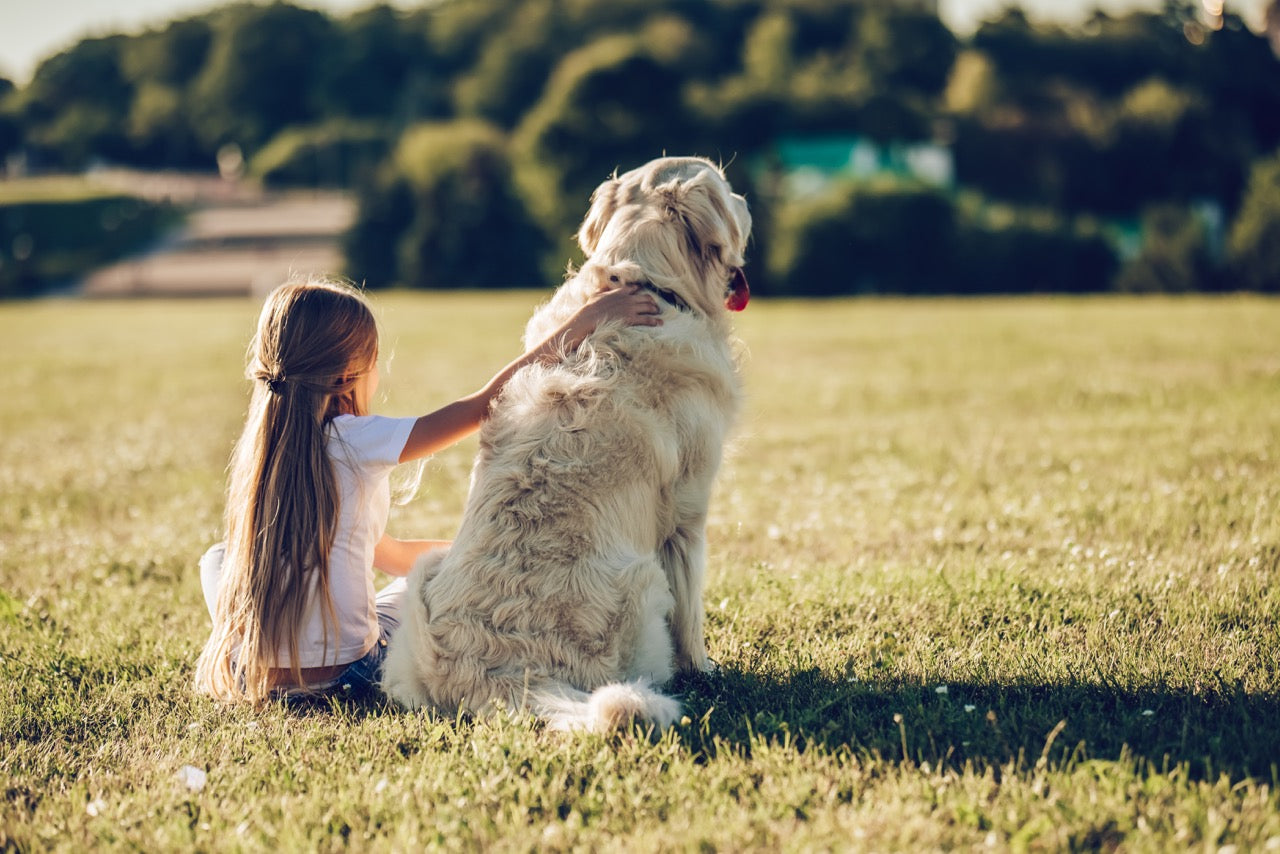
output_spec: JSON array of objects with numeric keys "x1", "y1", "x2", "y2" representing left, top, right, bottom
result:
[{"x1": 195, "y1": 278, "x2": 660, "y2": 704}]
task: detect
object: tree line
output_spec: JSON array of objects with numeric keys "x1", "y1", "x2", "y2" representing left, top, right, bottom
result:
[{"x1": 2, "y1": 0, "x2": 1278, "y2": 295}]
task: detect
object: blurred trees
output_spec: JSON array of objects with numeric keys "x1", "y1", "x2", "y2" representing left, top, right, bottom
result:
[
  {"x1": 188, "y1": 4, "x2": 335, "y2": 154},
  {"x1": 3, "y1": 0, "x2": 1278, "y2": 293},
  {"x1": 1229, "y1": 150, "x2": 1280, "y2": 292},
  {"x1": 344, "y1": 121, "x2": 547, "y2": 289}
]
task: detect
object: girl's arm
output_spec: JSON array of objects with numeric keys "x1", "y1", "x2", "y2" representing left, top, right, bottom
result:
[
  {"x1": 398, "y1": 284, "x2": 659, "y2": 463},
  {"x1": 373, "y1": 535, "x2": 451, "y2": 577}
]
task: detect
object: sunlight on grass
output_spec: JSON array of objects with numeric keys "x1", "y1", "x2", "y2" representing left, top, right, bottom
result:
[{"x1": 1, "y1": 294, "x2": 1277, "y2": 850}]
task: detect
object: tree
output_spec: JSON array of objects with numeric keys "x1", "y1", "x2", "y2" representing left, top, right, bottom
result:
[
  {"x1": 0, "y1": 79, "x2": 20, "y2": 160},
  {"x1": 189, "y1": 4, "x2": 336, "y2": 155},
  {"x1": 452, "y1": 0, "x2": 565, "y2": 128},
  {"x1": 1114, "y1": 204, "x2": 1217, "y2": 292},
  {"x1": 322, "y1": 5, "x2": 442, "y2": 123},
  {"x1": 17, "y1": 36, "x2": 134, "y2": 166},
  {"x1": 346, "y1": 120, "x2": 548, "y2": 289},
  {"x1": 248, "y1": 120, "x2": 392, "y2": 188},
  {"x1": 1228, "y1": 150, "x2": 1280, "y2": 292},
  {"x1": 514, "y1": 32, "x2": 705, "y2": 255},
  {"x1": 121, "y1": 18, "x2": 213, "y2": 89},
  {"x1": 768, "y1": 181, "x2": 957, "y2": 296}
]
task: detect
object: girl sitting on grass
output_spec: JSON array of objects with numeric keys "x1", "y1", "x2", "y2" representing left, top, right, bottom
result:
[{"x1": 195, "y1": 279, "x2": 660, "y2": 704}]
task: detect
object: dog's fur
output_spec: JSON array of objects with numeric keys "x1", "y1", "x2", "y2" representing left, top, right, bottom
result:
[{"x1": 381, "y1": 157, "x2": 751, "y2": 731}]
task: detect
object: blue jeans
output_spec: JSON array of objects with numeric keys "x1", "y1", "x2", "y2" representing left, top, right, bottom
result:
[{"x1": 199, "y1": 543, "x2": 406, "y2": 699}]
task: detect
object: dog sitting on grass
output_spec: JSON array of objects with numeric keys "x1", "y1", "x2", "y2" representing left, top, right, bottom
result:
[{"x1": 382, "y1": 156, "x2": 752, "y2": 731}]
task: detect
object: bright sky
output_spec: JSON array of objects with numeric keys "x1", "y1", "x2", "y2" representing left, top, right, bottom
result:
[{"x1": 0, "y1": 0, "x2": 1269, "y2": 85}]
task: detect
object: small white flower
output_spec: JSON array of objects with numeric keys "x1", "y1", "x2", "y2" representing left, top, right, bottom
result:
[
  {"x1": 86, "y1": 798, "x2": 106, "y2": 817},
  {"x1": 935, "y1": 685, "x2": 949, "y2": 695},
  {"x1": 374, "y1": 778, "x2": 389, "y2": 794},
  {"x1": 177, "y1": 765, "x2": 207, "y2": 792},
  {"x1": 964, "y1": 705, "x2": 977, "y2": 713},
  {"x1": 718, "y1": 598, "x2": 729, "y2": 611},
  {"x1": 1141, "y1": 709, "x2": 1155, "y2": 717}
]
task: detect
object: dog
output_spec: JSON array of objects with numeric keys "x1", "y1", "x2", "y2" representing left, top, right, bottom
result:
[{"x1": 381, "y1": 156, "x2": 751, "y2": 731}]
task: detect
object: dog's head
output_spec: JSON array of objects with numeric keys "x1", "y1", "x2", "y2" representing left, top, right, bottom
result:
[{"x1": 576, "y1": 157, "x2": 752, "y2": 319}]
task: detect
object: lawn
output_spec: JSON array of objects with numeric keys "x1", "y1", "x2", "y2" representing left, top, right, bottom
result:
[{"x1": 1, "y1": 293, "x2": 1277, "y2": 850}]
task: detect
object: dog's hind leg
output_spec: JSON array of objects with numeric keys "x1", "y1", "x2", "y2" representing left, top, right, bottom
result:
[{"x1": 659, "y1": 523, "x2": 711, "y2": 673}]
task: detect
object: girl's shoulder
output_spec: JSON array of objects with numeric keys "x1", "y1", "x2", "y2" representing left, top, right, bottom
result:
[{"x1": 327, "y1": 414, "x2": 417, "y2": 468}]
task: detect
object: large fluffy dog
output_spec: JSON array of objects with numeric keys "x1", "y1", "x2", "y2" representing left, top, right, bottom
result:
[{"x1": 382, "y1": 156, "x2": 751, "y2": 731}]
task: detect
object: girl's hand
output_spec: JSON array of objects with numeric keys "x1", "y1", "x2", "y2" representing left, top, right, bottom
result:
[
  {"x1": 562, "y1": 282, "x2": 662, "y2": 349},
  {"x1": 398, "y1": 278, "x2": 660, "y2": 464}
]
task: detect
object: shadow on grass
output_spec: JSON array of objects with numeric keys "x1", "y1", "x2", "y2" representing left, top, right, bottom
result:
[
  {"x1": 281, "y1": 663, "x2": 1278, "y2": 781},
  {"x1": 669, "y1": 664, "x2": 1280, "y2": 780}
]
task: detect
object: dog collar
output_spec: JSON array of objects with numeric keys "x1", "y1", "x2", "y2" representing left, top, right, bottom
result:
[{"x1": 640, "y1": 281, "x2": 692, "y2": 313}]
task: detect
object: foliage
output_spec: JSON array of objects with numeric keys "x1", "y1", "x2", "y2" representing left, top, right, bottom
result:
[
  {"x1": 1228, "y1": 149, "x2": 1280, "y2": 292},
  {"x1": 949, "y1": 5, "x2": 1279, "y2": 217},
  {"x1": 321, "y1": 5, "x2": 442, "y2": 123},
  {"x1": 767, "y1": 181, "x2": 1118, "y2": 296},
  {"x1": 1115, "y1": 204, "x2": 1220, "y2": 293},
  {"x1": 953, "y1": 211, "x2": 1118, "y2": 294},
  {"x1": 14, "y1": 36, "x2": 135, "y2": 168},
  {"x1": 514, "y1": 31, "x2": 706, "y2": 252},
  {"x1": 188, "y1": 4, "x2": 336, "y2": 155},
  {"x1": 0, "y1": 186, "x2": 179, "y2": 297},
  {"x1": 345, "y1": 121, "x2": 548, "y2": 289},
  {"x1": 768, "y1": 182, "x2": 955, "y2": 296},
  {"x1": 2, "y1": 295, "x2": 1279, "y2": 848},
  {"x1": 3, "y1": 0, "x2": 1280, "y2": 293},
  {"x1": 247, "y1": 121, "x2": 393, "y2": 189},
  {"x1": 451, "y1": 0, "x2": 569, "y2": 129}
]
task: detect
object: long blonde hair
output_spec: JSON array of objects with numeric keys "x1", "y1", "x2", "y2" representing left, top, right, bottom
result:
[{"x1": 195, "y1": 280, "x2": 379, "y2": 703}]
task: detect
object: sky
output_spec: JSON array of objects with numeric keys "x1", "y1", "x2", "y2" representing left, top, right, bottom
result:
[{"x1": 0, "y1": 0, "x2": 1270, "y2": 85}]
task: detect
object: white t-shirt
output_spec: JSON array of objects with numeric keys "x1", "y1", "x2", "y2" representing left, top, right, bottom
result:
[{"x1": 278, "y1": 413, "x2": 416, "y2": 668}]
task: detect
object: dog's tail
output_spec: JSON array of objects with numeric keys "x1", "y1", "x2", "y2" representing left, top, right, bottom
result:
[{"x1": 531, "y1": 680, "x2": 682, "y2": 733}]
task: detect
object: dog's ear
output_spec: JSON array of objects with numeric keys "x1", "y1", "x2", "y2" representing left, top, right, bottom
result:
[
  {"x1": 577, "y1": 175, "x2": 622, "y2": 257},
  {"x1": 667, "y1": 171, "x2": 744, "y2": 272}
]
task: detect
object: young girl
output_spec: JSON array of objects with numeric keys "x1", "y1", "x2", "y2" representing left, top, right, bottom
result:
[{"x1": 195, "y1": 278, "x2": 660, "y2": 704}]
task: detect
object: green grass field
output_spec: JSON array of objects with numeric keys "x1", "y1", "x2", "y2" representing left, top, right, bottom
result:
[{"x1": 2, "y1": 293, "x2": 1278, "y2": 851}]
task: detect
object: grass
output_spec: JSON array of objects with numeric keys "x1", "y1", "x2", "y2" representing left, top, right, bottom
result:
[
  {"x1": 0, "y1": 177, "x2": 127, "y2": 205},
  {"x1": 2, "y1": 292, "x2": 1278, "y2": 850}
]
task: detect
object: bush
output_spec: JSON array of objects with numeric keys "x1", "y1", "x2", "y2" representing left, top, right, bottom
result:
[
  {"x1": 0, "y1": 186, "x2": 179, "y2": 297},
  {"x1": 513, "y1": 32, "x2": 705, "y2": 260},
  {"x1": 1114, "y1": 203, "x2": 1219, "y2": 293},
  {"x1": 1228, "y1": 149, "x2": 1280, "y2": 293},
  {"x1": 767, "y1": 181, "x2": 1119, "y2": 295},
  {"x1": 954, "y1": 205, "x2": 1118, "y2": 294},
  {"x1": 344, "y1": 120, "x2": 548, "y2": 289},
  {"x1": 767, "y1": 182, "x2": 956, "y2": 296},
  {"x1": 248, "y1": 121, "x2": 393, "y2": 188}
]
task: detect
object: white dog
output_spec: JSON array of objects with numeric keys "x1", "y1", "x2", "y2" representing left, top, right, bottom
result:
[{"x1": 381, "y1": 156, "x2": 752, "y2": 731}]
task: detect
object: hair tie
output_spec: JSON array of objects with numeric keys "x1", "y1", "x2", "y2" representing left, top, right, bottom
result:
[{"x1": 265, "y1": 374, "x2": 287, "y2": 394}]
